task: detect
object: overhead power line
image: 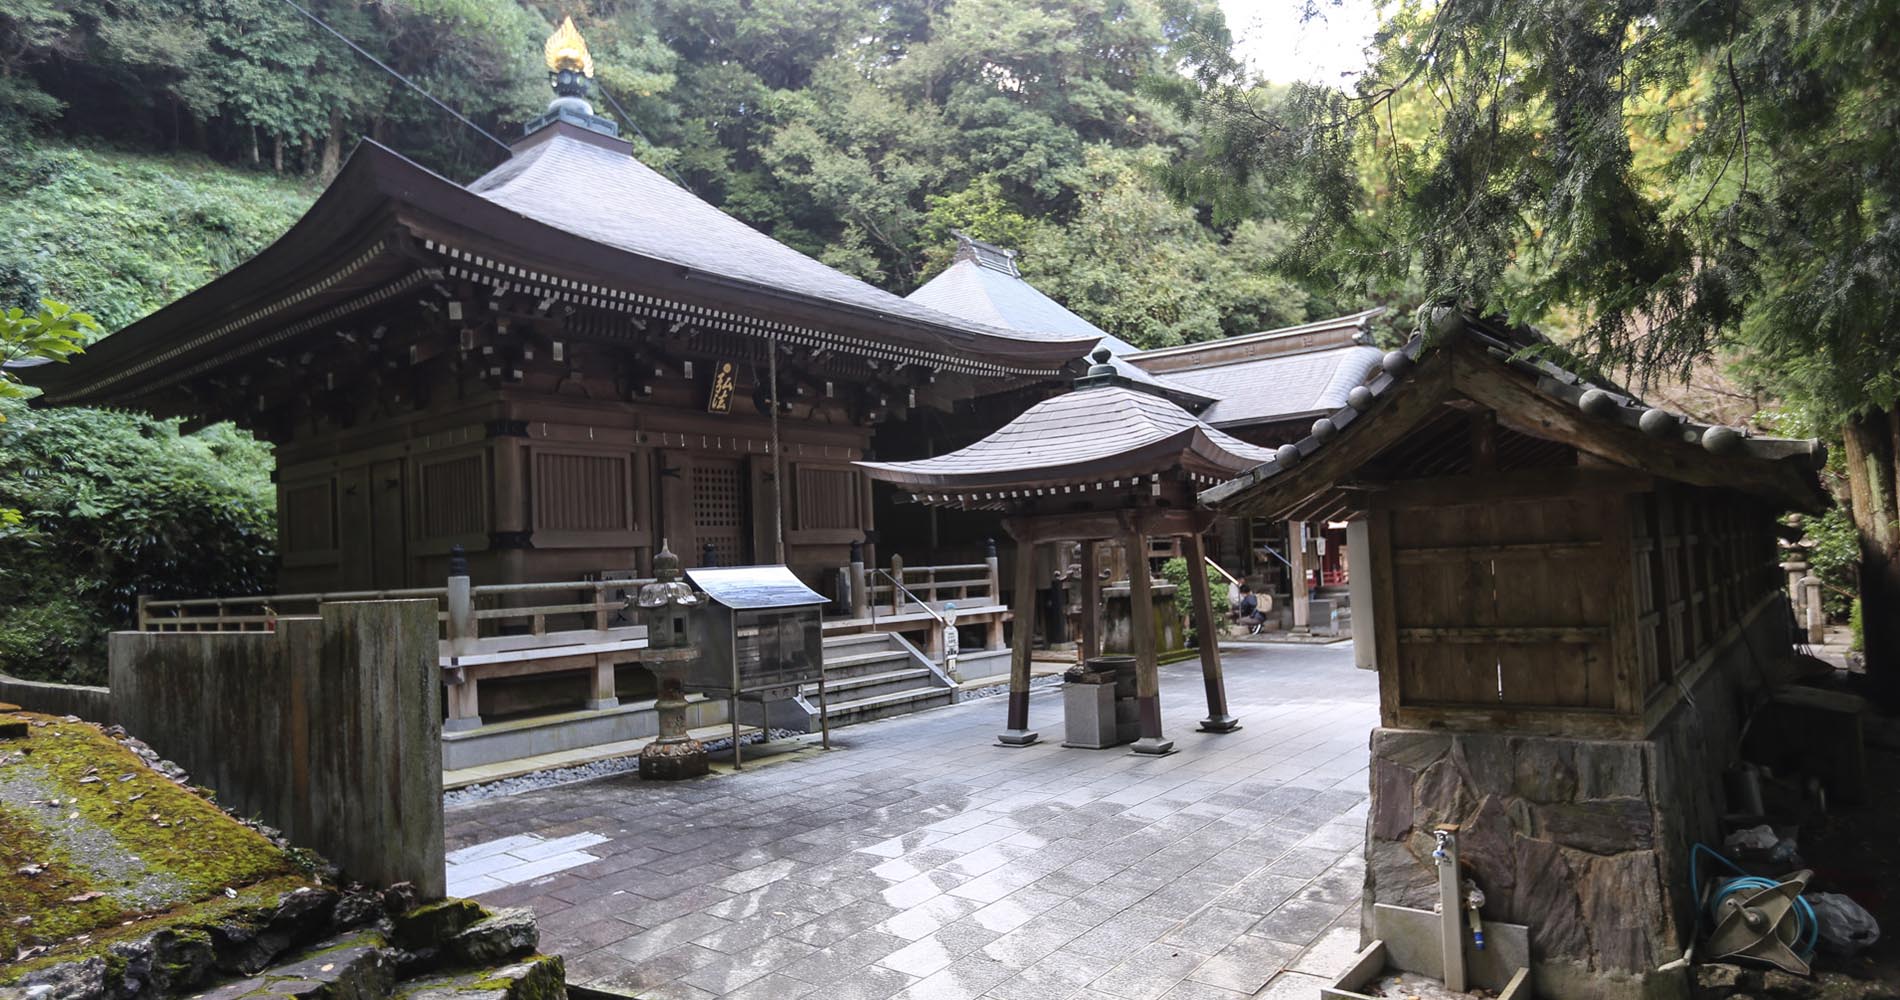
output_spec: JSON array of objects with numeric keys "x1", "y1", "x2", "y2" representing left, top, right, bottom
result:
[{"x1": 273, "y1": 0, "x2": 513, "y2": 153}]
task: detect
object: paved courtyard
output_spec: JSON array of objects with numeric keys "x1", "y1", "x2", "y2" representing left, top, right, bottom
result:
[{"x1": 445, "y1": 642, "x2": 1380, "y2": 1000}]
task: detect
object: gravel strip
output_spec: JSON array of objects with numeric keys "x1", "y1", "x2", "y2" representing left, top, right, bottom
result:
[{"x1": 444, "y1": 728, "x2": 801, "y2": 806}]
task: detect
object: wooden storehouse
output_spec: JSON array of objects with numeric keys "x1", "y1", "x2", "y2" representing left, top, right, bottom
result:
[{"x1": 1202, "y1": 311, "x2": 1829, "y2": 997}]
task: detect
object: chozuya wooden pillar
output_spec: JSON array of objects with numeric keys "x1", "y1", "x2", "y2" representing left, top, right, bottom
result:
[
  {"x1": 1123, "y1": 512, "x2": 1174, "y2": 755},
  {"x1": 1078, "y1": 541, "x2": 1101, "y2": 661},
  {"x1": 1183, "y1": 529, "x2": 1239, "y2": 732},
  {"x1": 997, "y1": 531, "x2": 1040, "y2": 746}
]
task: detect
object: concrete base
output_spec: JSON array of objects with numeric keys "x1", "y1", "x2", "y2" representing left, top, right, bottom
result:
[
  {"x1": 996, "y1": 729, "x2": 1040, "y2": 747},
  {"x1": 441, "y1": 694, "x2": 726, "y2": 771},
  {"x1": 584, "y1": 697, "x2": 620, "y2": 711},
  {"x1": 1061, "y1": 682, "x2": 1123, "y2": 749},
  {"x1": 1130, "y1": 736, "x2": 1175, "y2": 756},
  {"x1": 1198, "y1": 714, "x2": 1241, "y2": 733},
  {"x1": 444, "y1": 715, "x2": 485, "y2": 732}
]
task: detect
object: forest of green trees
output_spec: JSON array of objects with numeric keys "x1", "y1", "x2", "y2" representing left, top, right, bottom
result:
[{"x1": 1, "y1": 0, "x2": 1895, "y2": 695}]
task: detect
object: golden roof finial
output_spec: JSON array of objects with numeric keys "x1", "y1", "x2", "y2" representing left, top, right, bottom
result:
[{"x1": 544, "y1": 16, "x2": 594, "y2": 78}]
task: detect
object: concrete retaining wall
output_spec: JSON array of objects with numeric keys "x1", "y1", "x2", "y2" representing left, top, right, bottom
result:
[
  {"x1": 110, "y1": 600, "x2": 444, "y2": 897},
  {"x1": 0, "y1": 672, "x2": 114, "y2": 722}
]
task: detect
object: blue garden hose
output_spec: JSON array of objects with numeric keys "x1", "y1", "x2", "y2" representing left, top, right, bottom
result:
[{"x1": 1691, "y1": 843, "x2": 1819, "y2": 961}]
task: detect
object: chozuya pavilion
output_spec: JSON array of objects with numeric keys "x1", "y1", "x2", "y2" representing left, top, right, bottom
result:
[
  {"x1": 12, "y1": 19, "x2": 1095, "y2": 597},
  {"x1": 858, "y1": 349, "x2": 1277, "y2": 754}
]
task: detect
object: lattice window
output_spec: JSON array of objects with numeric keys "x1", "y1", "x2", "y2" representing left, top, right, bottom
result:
[
  {"x1": 693, "y1": 460, "x2": 745, "y2": 565},
  {"x1": 420, "y1": 454, "x2": 486, "y2": 539}
]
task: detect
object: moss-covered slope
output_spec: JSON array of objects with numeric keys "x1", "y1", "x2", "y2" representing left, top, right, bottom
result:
[{"x1": 0, "y1": 708, "x2": 313, "y2": 962}]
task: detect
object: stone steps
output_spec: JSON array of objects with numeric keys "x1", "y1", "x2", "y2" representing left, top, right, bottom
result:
[{"x1": 809, "y1": 632, "x2": 955, "y2": 730}]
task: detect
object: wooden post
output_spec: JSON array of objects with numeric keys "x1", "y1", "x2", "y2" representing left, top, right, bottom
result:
[
  {"x1": 587, "y1": 653, "x2": 619, "y2": 711},
  {"x1": 1289, "y1": 520, "x2": 1311, "y2": 632},
  {"x1": 1185, "y1": 531, "x2": 1238, "y2": 733},
  {"x1": 998, "y1": 531, "x2": 1039, "y2": 746},
  {"x1": 1126, "y1": 521, "x2": 1173, "y2": 755},
  {"x1": 985, "y1": 538, "x2": 1005, "y2": 650},
  {"x1": 1079, "y1": 541, "x2": 1101, "y2": 661}
]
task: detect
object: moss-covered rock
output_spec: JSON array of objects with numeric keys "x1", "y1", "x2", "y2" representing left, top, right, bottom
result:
[{"x1": 389, "y1": 901, "x2": 484, "y2": 953}]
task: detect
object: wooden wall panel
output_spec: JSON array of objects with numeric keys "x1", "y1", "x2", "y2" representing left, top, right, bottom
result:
[
  {"x1": 281, "y1": 480, "x2": 337, "y2": 559},
  {"x1": 417, "y1": 452, "x2": 487, "y2": 543}
]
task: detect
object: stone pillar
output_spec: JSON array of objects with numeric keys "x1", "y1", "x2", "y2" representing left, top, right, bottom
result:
[
  {"x1": 998, "y1": 534, "x2": 1040, "y2": 746},
  {"x1": 1288, "y1": 520, "x2": 1311, "y2": 632},
  {"x1": 443, "y1": 546, "x2": 482, "y2": 731},
  {"x1": 1079, "y1": 541, "x2": 1101, "y2": 661},
  {"x1": 849, "y1": 538, "x2": 869, "y2": 619},
  {"x1": 1184, "y1": 531, "x2": 1238, "y2": 733},
  {"x1": 1348, "y1": 519, "x2": 1376, "y2": 671},
  {"x1": 1801, "y1": 574, "x2": 1825, "y2": 644},
  {"x1": 1125, "y1": 525, "x2": 1173, "y2": 755}
]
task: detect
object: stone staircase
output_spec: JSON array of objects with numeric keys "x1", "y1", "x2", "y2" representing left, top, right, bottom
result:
[{"x1": 802, "y1": 632, "x2": 957, "y2": 729}]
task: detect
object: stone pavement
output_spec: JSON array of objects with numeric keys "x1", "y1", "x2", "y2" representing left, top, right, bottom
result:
[{"x1": 445, "y1": 642, "x2": 1379, "y2": 1000}]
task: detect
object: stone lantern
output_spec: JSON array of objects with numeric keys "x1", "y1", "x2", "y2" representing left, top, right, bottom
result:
[{"x1": 636, "y1": 541, "x2": 708, "y2": 780}]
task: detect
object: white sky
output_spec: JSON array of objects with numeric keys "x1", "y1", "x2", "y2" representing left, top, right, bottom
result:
[{"x1": 1218, "y1": 0, "x2": 1382, "y2": 84}]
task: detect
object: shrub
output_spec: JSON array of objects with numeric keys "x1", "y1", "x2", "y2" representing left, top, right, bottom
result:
[
  {"x1": 0, "y1": 398, "x2": 275, "y2": 684},
  {"x1": 1161, "y1": 556, "x2": 1231, "y2": 643}
]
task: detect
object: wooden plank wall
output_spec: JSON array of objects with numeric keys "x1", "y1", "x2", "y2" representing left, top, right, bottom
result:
[
  {"x1": 1388, "y1": 494, "x2": 1618, "y2": 711},
  {"x1": 1632, "y1": 484, "x2": 1780, "y2": 707}
]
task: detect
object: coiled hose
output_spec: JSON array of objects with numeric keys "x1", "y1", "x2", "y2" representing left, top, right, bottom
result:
[{"x1": 1691, "y1": 842, "x2": 1819, "y2": 961}]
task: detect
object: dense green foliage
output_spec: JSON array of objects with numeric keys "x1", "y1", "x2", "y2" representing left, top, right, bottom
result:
[
  {"x1": 1161, "y1": 556, "x2": 1228, "y2": 642},
  {"x1": 0, "y1": 398, "x2": 277, "y2": 684},
  {"x1": 0, "y1": 0, "x2": 1336, "y2": 348},
  {"x1": 0, "y1": 298, "x2": 92, "y2": 404},
  {"x1": 0, "y1": 142, "x2": 316, "y2": 331}
]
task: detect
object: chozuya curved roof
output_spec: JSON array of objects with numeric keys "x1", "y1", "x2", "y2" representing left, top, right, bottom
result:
[
  {"x1": 15, "y1": 123, "x2": 1096, "y2": 409},
  {"x1": 1200, "y1": 311, "x2": 1831, "y2": 517},
  {"x1": 856, "y1": 374, "x2": 1276, "y2": 504}
]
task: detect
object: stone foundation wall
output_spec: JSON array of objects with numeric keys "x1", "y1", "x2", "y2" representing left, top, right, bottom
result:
[
  {"x1": 1363, "y1": 599, "x2": 1792, "y2": 1000},
  {"x1": 1366, "y1": 728, "x2": 1678, "y2": 999}
]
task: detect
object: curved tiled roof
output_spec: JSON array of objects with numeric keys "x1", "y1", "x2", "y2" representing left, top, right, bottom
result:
[
  {"x1": 1199, "y1": 312, "x2": 1830, "y2": 516},
  {"x1": 857, "y1": 383, "x2": 1273, "y2": 492},
  {"x1": 906, "y1": 254, "x2": 1210, "y2": 402},
  {"x1": 1161, "y1": 344, "x2": 1385, "y2": 427},
  {"x1": 469, "y1": 135, "x2": 1094, "y2": 359}
]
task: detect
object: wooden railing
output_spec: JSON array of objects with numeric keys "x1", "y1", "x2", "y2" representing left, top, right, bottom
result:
[
  {"x1": 137, "y1": 577, "x2": 655, "y2": 643},
  {"x1": 862, "y1": 556, "x2": 1001, "y2": 613}
]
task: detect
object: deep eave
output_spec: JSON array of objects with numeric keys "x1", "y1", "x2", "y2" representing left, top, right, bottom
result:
[
  {"x1": 18, "y1": 131, "x2": 1094, "y2": 408},
  {"x1": 1199, "y1": 314, "x2": 1831, "y2": 517}
]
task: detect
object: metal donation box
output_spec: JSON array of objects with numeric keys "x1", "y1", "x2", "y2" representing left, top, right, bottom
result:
[{"x1": 683, "y1": 565, "x2": 826, "y2": 700}]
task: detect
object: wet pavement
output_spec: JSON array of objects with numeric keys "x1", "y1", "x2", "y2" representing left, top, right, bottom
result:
[{"x1": 445, "y1": 641, "x2": 1379, "y2": 1000}]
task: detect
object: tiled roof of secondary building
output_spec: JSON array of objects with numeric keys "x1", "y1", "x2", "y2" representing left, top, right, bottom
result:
[
  {"x1": 905, "y1": 234, "x2": 1211, "y2": 403},
  {"x1": 1158, "y1": 344, "x2": 1385, "y2": 428},
  {"x1": 856, "y1": 382, "x2": 1274, "y2": 494}
]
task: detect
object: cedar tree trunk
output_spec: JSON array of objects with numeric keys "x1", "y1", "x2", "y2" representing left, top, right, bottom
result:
[{"x1": 1842, "y1": 406, "x2": 1900, "y2": 708}]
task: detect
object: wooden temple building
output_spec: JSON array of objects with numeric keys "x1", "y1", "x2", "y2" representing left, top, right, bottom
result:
[
  {"x1": 12, "y1": 32, "x2": 1096, "y2": 600},
  {"x1": 1202, "y1": 310, "x2": 1828, "y2": 996},
  {"x1": 860, "y1": 349, "x2": 1275, "y2": 752}
]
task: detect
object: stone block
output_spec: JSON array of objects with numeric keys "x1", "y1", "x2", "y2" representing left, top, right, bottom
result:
[
  {"x1": 1453, "y1": 733, "x2": 1514, "y2": 792},
  {"x1": 1415, "y1": 754, "x2": 1473, "y2": 829},
  {"x1": 1370, "y1": 728, "x2": 1450, "y2": 772},
  {"x1": 1512, "y1": 740, "x2": 1578, "y2": 803},
  {"x1": 1536, "y1": 798, "x2": 1655, "y2": 855},
  {"x1": 1509, "y1": 838, "x2": 1588, "y2": 959},
  {"x1": 1368, "y1": 758, "x2": 1413, "y2": 841},
  {"x1": 1457, "y1": 795, "x2": 1520, "y2": 896},
  {"x1": 1574, "y1": 741, "x2": 1647, "y2": 800},
  {"x1": 1571, "y1": 849, "x2": 1667, "y2": 973}
]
